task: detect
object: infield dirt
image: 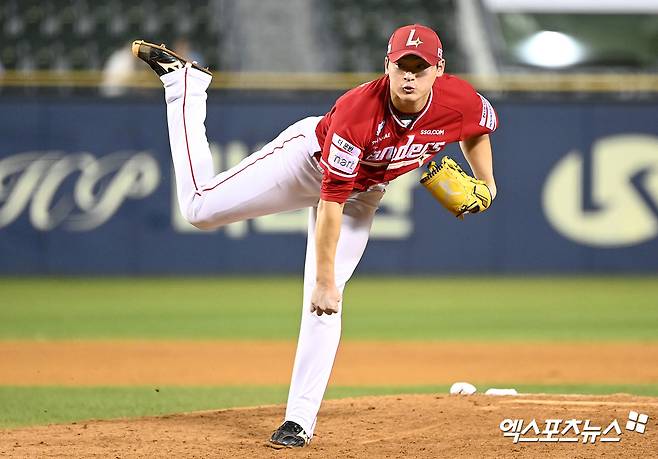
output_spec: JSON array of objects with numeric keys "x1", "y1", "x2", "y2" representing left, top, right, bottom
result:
[
  {"x1": 2, "y1": 341, "x2": 657, "y2": 457},
  {"x1": 3, "y1": 341, "x2": 658, "y2": 385},
  {"x1": 2, "y1": 394, "x2": 657, "y2": 458}
]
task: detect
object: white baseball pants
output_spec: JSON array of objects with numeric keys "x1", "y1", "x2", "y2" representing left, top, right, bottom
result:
[{"x1": 161, "y1": 65, "x2": 384, "y2": 437}]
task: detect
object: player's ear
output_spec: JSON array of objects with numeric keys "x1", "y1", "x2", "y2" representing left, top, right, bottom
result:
[
  {"x1": 436, "y1": 59, "x2": 446, "y2": 77},
  {"x1": 384, "y1": 57, "x2": 389, "y2": 75}
]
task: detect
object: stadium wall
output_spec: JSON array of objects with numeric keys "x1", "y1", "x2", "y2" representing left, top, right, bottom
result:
[{"x1": 1, "y1": 96, "x2": 657, "y2": 274}]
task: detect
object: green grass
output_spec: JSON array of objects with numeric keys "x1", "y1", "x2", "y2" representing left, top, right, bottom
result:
[
  {"x1": 2, "y1": 384, "x2": 657, "y2": 428},
  {"x1": 1, "y1": 276, "x2": 657, "y2": 340},
  {"x1": 2, "y1": 277, "x2": 655, "y2": 429}
]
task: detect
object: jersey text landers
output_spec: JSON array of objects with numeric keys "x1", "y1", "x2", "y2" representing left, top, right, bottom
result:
[{"x1": 315, "y1": 73, "x2": 498, "y2": 203}]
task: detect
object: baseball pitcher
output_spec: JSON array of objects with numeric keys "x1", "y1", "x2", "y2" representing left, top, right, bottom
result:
[{"x1": 133, "y1": 23, "x2": 498, "y2": 448}]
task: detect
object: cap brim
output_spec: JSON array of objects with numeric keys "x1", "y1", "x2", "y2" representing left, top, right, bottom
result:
[{"x1": 388, "y1": 50, "x2": 439, "y2": 66}]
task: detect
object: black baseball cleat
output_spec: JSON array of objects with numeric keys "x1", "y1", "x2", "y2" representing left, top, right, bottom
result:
[
  {"x1": 132, "y1": 40, "x2": 212, "y2": 77},
  {"x1": 269, "y1": 420, "x2": 311, "y2": 449}
]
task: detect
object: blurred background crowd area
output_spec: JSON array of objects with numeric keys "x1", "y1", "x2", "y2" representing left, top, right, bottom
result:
[{"x1": 0, "y1": 0, "x2": 656, "y2": 96}]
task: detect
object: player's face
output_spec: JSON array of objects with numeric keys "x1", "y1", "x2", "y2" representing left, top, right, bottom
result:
[{"x1": 385, "y1": 55, "x2": 444, "y2": 113}]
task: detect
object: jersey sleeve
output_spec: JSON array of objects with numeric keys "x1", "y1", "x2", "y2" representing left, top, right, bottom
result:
[
  {"x1": 460, "y1": 88, "x2": 499, "y2": 140},
  {"x1": 318, "y1": 106, "x2": 366, "y2": 203}
]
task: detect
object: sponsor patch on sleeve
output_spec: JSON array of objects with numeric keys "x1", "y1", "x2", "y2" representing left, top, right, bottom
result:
[
  {"x1": 327, "y1": 144, "x2": 359, "y2": 176},
  {"x1": 331, "y1": 133, "x2": 361, "y2": 156},
  {"x1": 477, "y1": 93, "x2": 497, "y2": 131}
]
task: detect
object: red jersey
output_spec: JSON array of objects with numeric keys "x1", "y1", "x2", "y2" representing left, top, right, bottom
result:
[{"x1": 315, "y1": 73, "x2": 498, "y2": 203}]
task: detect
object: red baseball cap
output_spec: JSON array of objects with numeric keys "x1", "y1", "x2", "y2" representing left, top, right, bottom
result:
[{"x1": 387, "y1": 24, "x2": 443, "y2": 66}]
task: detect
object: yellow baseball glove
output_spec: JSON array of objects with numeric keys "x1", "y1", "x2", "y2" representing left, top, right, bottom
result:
[{"x1": 420, "y1": 156, "x2": 492, "y2": 219}]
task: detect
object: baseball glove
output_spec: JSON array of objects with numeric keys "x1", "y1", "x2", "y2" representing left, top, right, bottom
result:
[{"x1": 420, "y1": 156, "x2": 492, "y2": 219}]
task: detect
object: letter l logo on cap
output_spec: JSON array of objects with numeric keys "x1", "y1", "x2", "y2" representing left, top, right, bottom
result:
[{"x1": 405, "y1": 29, "x2": 423, "y2": 47}]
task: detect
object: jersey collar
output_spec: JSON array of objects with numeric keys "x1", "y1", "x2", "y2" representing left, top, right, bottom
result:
[{"x1": 387, "y1": 88, "x2": 433, "y2": 130}]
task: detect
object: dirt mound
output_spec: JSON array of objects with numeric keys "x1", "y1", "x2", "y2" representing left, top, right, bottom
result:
[{"x1": 2, "y1": 394, "x2": 656, "y2": 458}]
